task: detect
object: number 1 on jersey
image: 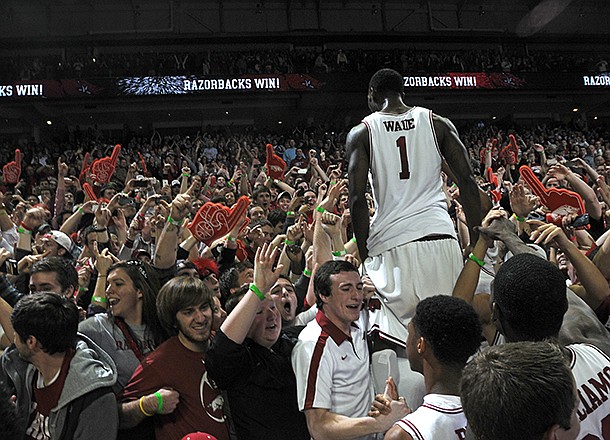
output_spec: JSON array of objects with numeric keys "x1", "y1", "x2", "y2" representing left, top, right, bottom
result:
[{"x1": 396, "y1": 136, "x2": 410, "y2": 180}]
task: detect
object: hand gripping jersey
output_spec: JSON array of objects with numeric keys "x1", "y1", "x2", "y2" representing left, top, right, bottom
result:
[{"x1": 362, "y1": 107, "x2": 456, "y2": 257}]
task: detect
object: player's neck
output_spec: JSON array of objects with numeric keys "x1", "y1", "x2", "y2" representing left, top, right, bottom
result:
[
  {"x1": 379, "y1": 97, "x2": 410, "y2": 115},
  {"x1": 424, "y1": 365, "x2": 462, "y2": 396}
]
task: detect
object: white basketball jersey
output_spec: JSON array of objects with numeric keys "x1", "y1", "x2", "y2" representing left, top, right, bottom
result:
[
  {"x1": 362, "y1": 107, "x2": 455, "y2": 256},
  {"x1": 394, "y1": 394, "x2": 467, "y2": 440},
  {"x1": 568, "y1": 343, "x2": 610, "y2": 439}
]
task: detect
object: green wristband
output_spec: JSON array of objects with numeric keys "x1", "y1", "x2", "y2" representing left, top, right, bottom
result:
[
  {"x1": 249, "y1": 283, "x2": 265, "y2": 301},
  {"x1": 285, "y1": 239, "x2": 296, "y2": 245},
  {"x1": 92, "y1": 296, "x2": 108, "y2": 303},
  {"x1": 155, "y1": 391, "x2": 163, "y2": 414},
  {"x1": 315, "y1": 206, "x2": 325, "y2": 213},
  {"x1": 468, "y1": 253, "x2": 485, "y2": 268},
  {"x1": 303, "y1": 269, "x2": 312, "y2": 277},
  {"x1": 350, "y1": 237, "x2": 357, "y2": 243},
  {"x1": 167, "y1": 215, "x2": 183, "y2": 227},
  {"x1": 286, "y1": 211, "x2": 295, "y2": 216},
  {"x1": 512, "y1": 213, "x2": 526, "y2": 222},
  {"x1": 332, "y1": 249, "x2": 347, "y2": 257}
]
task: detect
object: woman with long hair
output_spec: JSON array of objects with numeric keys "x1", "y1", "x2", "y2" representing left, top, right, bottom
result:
[{"x1": 79, "y1": 256, "x2": 168, "y2": 392}]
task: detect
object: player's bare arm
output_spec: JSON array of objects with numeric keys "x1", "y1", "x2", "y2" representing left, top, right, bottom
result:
[
  {"x1": 432, "y1": 114, "x2": 482, "y2": 245},
  {"x1": 347, "y1": 123, "x2": 371, "y2": 261}
]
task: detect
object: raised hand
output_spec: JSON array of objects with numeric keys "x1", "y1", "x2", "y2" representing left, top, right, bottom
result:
[
  {"x1": 476, "y1": 215, "x2": 517, "y2": 245},
  {"x1": 509, "y1": 183, "x2": 539, "y2": 219},
  {"x1": 253, "y1": 243, "x2": 284, "y2": 294}
]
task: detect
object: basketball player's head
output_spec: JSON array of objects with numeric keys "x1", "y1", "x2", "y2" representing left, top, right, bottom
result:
[
  {"x1": 492, "y1": 253, "x2": 567, "y2": 342},
  {"x1": 407, "y1": 296, "x2": 481, "y2": 374},
  {"x1": 368, "y1": 68, "x2": 404, "y2": 112},
  {"x1": 460, "y1": 341, "x2": 579, "y2": 440}
]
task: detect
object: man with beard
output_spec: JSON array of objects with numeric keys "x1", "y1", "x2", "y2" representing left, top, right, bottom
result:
[{"x1": 119, "y1": 276, "x2": 230, "y2": 440}]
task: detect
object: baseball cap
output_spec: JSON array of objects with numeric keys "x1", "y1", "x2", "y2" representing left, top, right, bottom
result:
[
  {"x1": 277, "y1": 190, "x2": 291, "y2": 201},
  {"x1": 47, "y1": 230, "x2": 73, "y2": 252},
  {"x1": 181, "y1": 433, "x2": 217, "y2": 440}
]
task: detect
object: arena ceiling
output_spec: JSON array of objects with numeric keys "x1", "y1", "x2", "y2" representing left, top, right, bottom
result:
[{"x1": 0, "y1": 0, "x2": 607, "y2": 136}]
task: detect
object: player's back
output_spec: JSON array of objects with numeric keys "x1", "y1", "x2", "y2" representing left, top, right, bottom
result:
[
  {"x1": 567, "y1": 343, "x2": 610, "y2": 439},
  {"x1": 362, "y1": 106, "x2": 455, "y2": 256}
]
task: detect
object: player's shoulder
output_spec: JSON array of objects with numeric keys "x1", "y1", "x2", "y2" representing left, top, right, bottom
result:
[{"x1": 346, "y1": 122, "x2": 369, "y2": 146}]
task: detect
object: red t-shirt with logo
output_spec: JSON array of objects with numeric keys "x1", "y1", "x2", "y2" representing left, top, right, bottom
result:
[
  {"x1": 121, "y1": 336, "x2": 230, "y2": 440},
  {"x1": 26, "y1": 349, "x2": 75, "y2": 440}
]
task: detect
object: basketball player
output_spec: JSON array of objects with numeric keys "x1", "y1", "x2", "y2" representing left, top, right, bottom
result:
[{"x1": 346, "y1": 68, "x2": 482, "y2": 406}]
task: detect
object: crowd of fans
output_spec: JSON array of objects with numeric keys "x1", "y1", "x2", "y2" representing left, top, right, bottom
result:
[
  {"x1": 0, "y1": 114, "x2": 608, "y2": 439},
  {"x1": 1, "y1": 45, "x2": 608, "y2": 81}
]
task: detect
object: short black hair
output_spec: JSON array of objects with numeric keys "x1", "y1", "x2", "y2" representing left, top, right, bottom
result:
[
  {"x1": 31, "y1": 257, "x2": 78, "y2": 294},
  {"x1": 369, "y1": 68, "x2": 404, "y2": 96},
  {"x1": 314, "y1": 260, "x2": 359, "y2": 310},
  {"x1": 413, "y1": 296, "x2": 482, "y2": 367},
  {"x1": 493, "y1": 253, "x2": 568, "y2": 341},
  {"x1": 219, "y1": 261, "x2": 253, "y2": 300},
  {"x1": 12, "y1": 292, "x2": 79, "y2": 355},
  {"x1": 224, "y1": 284, "x2": 250, "y2": 315},
  {"x1": 267, "y1": 209, "x2": 287, "y2": 228}
]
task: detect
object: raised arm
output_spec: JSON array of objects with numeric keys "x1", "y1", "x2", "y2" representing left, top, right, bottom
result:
[
  {"x1": 529, "y1": 221, "x2": 610, "y2": 311},
  {"x1": 153, "y1": 194, "x2": 191, "y2": 270},
  {"x1": 221, "y1": 243, "x2": 282, "y2": 344},
  {"x1": 433, "y1": 115, "x2": 482, "y2": 246},
  {"x1": 547, "y1": 163, "x2": 603, "y2": 220},
  {"x1": 347, "y1": 123, "x2": 371, "y2": 261}
]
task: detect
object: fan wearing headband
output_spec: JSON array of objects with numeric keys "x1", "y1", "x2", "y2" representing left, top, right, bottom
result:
[{"x1": 79, "y1": 260, "x2": 167, "y2": 392}]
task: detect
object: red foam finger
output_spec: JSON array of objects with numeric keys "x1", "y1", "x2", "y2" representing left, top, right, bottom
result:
[
  {"x1": 238, "y1": 217, "x2": 251, "y2": 236},
  {"x1": 137, "y1": 151, "x2": 147, "y2": 174},
  {"x1": 3, "y1": 149, "x2": 22, "y2": 184},
  {"x1": 188, "y1": 196, "x2": 250, "y2": 245},
  {"x1": 110, "y1": 144, "x2": 121, "y2": 166},
  {"x1": 519, "y1": 165, "x2": 585, "y2": 215},
  {"x1": 266, "y1": 143, "x2": 287, "y2": 180},
  {"x1": 83, "y1": 183, "x2": 98, "y2": 202}
]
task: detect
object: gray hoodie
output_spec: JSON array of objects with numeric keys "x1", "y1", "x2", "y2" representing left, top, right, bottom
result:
[{"x1": 0, "y1": 333, "x2": 118, "y2": 440}]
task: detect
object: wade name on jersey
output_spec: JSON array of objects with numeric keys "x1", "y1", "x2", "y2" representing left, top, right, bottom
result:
[{"x1": 382, "y1": 118, "x2": 415, "y2": 132}]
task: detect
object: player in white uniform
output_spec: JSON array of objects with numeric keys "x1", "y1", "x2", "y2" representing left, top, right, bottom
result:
[
  {"x1": 382, "y1": 296, "x2": 481, "y2": 440},
  {"x1": 485, "y1": 253, "x2": 610, "y2": 440},
  {"x1": 347, "y1": 68, "x2": 482, "y2": 406}
]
